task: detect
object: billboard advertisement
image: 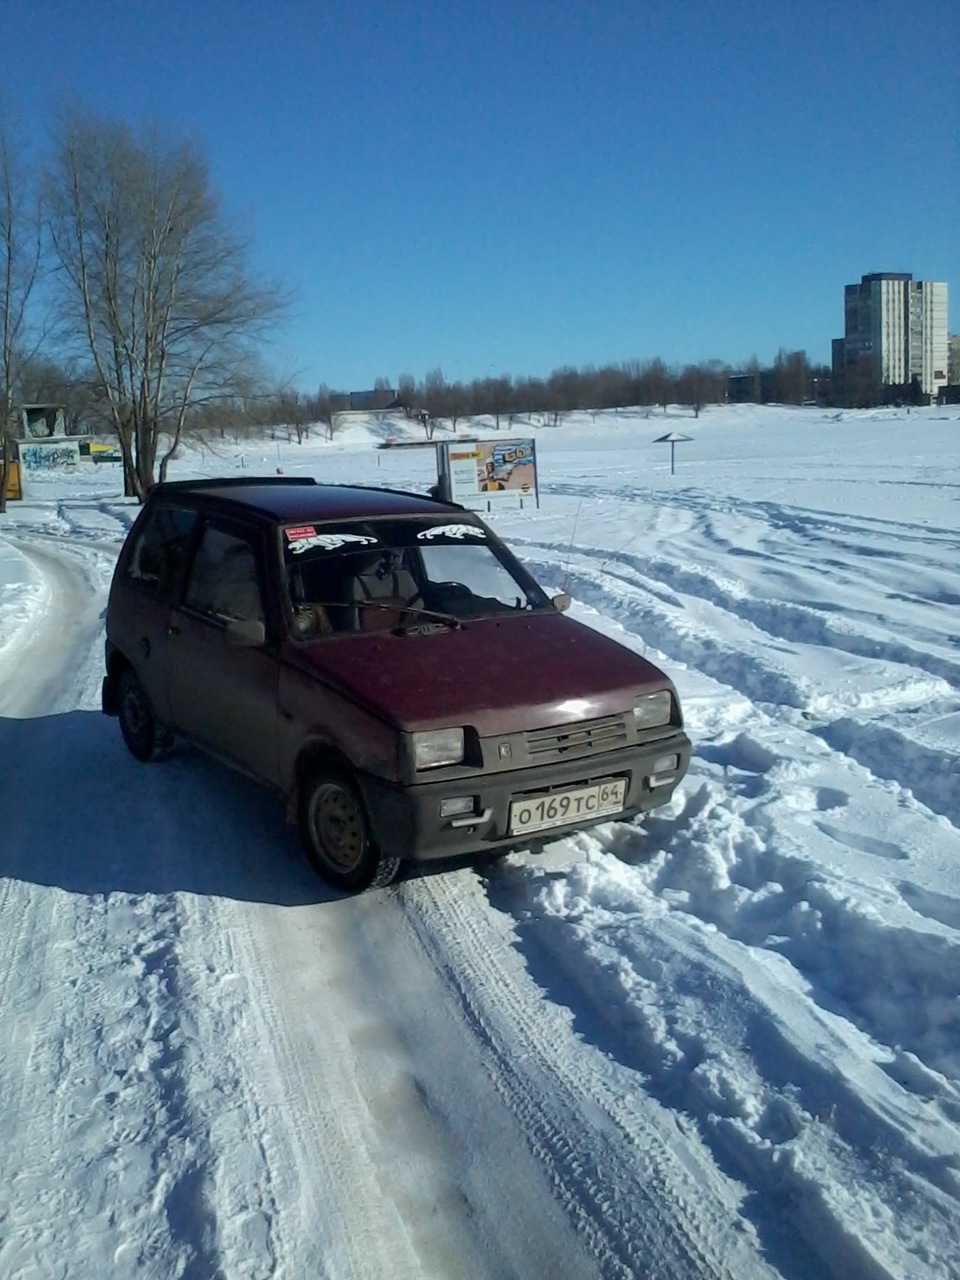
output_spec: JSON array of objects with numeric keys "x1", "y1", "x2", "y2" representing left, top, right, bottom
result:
[{"x1": 437, "y1": 439, "x2": 538, "y2": 508}]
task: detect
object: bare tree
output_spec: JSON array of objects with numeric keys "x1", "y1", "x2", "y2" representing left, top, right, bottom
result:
[
  {"x1": 641, "y1": 358, "x2": 674, "y2": 412},
  {"x1": 276, "y1": 386, "x2": 310, "y2": 444},
  {"x1": 546, "y1": 366, "x2": 584, "y2": 424},
  {"x1": 474, "y1": 374, "x2": 512, "y2": 430},
  {"x1": 420, "y1": 367, "x2": 448, "y2": 434},
  {"x1": 313, "y1": 383, "x2": 345, "y2": 442},
  {"x1": 396, "y1": 372, "x2": 416, "y2": 418},
  {"x1": 677, "y1": 363, "x2": 714, "y2": 418},
  {"x1": 46, "y1": 108, "x2": 287, "y2": 499},
  {"x1": 445, "y1": 380, "x2": 470, "y2": 430},
  {"x1": 769, "y1": 348, "x2": 810, "y2": 404},
  {"x1": 0, "y1": 112, "x2": 42, "y2": 513}
]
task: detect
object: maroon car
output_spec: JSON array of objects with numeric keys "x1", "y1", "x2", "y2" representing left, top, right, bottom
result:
[{"x1": 103, "y1": 477, "x2": 691, "y2": 892}]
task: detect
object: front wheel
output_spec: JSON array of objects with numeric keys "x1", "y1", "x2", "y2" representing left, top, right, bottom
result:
[
  {"x1": 298, "y1": 768, "x2": 400, "y2": 893},
  {"x1": 117, "y1": 666, "x2": 171, "y2": 762}
]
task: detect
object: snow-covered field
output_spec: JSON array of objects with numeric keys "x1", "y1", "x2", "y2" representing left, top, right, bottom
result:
[{"x1": 1, "y1": 403, "x2": 959, "y2": 1279}]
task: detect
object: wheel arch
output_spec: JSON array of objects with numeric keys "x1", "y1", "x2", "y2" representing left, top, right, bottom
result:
[
  {"x1": 295, "y1": 749, "x2": 400, "y2": 891},
  {"x1": 287, "y1": 740, "x2": 357, "y2": 822},
  {"x1": 103, "y1": 647, "x2": 134, "y2": 716}
]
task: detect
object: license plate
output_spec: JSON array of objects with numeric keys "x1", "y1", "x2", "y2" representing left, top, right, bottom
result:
[{"x1": 509, "y1": 779, "x2": 627, "y2": 836}]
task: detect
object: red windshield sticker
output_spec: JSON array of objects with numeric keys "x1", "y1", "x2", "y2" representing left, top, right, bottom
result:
[{"x1": 285, "y1": 525, "x2": 317, "y2": 541}]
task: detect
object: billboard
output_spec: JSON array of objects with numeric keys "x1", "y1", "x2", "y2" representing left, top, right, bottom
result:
[{"x1": 436, "y1": 439, "x2": 538, "y2": 508}]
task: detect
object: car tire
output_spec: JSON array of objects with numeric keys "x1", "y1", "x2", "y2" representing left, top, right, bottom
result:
[
  {"x1": 117, "y1": 665, "x2": 171, "y2": 762},
  {"x1": 299, "y1": 768, "x2": 400, "y2": 893}
]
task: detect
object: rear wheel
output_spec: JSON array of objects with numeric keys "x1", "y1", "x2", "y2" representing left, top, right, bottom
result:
[
  {"x1": 299, "y1": 768, "x2": 400, "y2": 893},
  {"x1": 117, "y1": 665, "x2": 171, "y2": 762}
]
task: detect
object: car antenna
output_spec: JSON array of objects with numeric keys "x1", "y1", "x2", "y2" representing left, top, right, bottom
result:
[
  {"x1": 599, "y1": 533, "x2": 637, "y2": 574},
  {"x1": 561, "y1": 500, "x2": 582, "y2": 593}
]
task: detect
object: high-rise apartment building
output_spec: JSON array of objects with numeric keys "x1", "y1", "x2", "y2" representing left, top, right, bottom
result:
[
  {"x1": 835, "y1": 272, "x2": 949, "y2": 403},
  {"x1": 948, "y1": 334, "x2": 960, "y2": 386}
]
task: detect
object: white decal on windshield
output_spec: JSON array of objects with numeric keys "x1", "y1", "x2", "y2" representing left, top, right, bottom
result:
[
  {"x1": 418, "y1": 523, "x2": 485, "y2": 541},
  {"x1": 289, "y1": 532, "x2": 379, "y2": 555}
]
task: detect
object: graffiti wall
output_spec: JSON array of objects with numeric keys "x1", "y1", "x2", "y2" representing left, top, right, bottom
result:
[{"x1": 20, "y1": 440, "x2": 81, "y2": 471}]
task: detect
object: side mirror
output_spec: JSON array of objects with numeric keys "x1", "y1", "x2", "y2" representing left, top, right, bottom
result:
[
  {"x1": 552, "y1": 592, "x2": 571, "y2": 613},
  {"x1": 225, "y1": 618, "x2": 266, "y2": 647}
]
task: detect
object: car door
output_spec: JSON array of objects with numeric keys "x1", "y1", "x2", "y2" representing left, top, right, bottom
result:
[
  {"x1": 109, "y1": 502, "x2": 199, "y2": 724},
  {"x1": 165, "y1": 518, "x2": 281, "y2": 787}
]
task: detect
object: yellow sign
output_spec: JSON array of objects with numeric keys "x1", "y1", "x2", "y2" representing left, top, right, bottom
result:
[{"x1": 2, "y1": 458, "x2": 23, "y2": 501}]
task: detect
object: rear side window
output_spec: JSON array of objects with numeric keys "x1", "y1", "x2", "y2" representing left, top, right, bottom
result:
[
  {"x1": 125, "y1": 505, "x2": 196, "y2": 598},
  {"x1": 183, "y1": 524, "x2": 265, "y2": 623}
]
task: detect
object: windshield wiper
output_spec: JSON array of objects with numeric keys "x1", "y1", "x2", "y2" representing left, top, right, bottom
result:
[
  {"x1": 296, "y1": 599, "x2": 464, "y2": 632},
  {"x1": 387, "y1": 602, "x2": 464, "y2": 631}
]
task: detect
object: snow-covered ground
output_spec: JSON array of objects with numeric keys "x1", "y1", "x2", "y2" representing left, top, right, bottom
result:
[{"x1": 1, "y1": 403, "x2": 959, "y2": 1279}]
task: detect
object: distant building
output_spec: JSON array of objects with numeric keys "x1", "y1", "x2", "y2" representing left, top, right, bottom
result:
[
  {"x1": 834, "y1": 273, "x2": 949, "y2": 405},
  {"x1": 948, "y1": 334, "x2": 960, "y2": 385},
  {"x1": 939, "y1": 334, "x2": 960, "y2": 403},
  {"x1": 328, "y1": 388, "x2": 400, "y2": 414},
  {"x1": 726, "y1": 370, "x2": 776, "y2": 403},
  {"x1": 16, "y1": 404, "x2": 67, "y2": 439}
]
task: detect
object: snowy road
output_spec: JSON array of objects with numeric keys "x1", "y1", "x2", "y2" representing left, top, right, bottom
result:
[
  {"x1": 0, "y1": 534, "x2": 772, "y2": 1280},
  {"x1": 1, "y1": 405, "x2": 959, "y2": 1279}
]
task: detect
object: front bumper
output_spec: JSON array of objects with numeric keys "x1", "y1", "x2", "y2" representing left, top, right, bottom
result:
[{"x1": 357, "y1": 730, "x2": 691, "y2": 862}]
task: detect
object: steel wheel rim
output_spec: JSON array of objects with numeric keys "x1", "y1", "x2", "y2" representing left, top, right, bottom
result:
[
  {"x1": 309, "y1": 783, "x2": 365, "y2": 873},
  {"x1": 121, "y1": 676, "x2": 151, "y2": 751}
]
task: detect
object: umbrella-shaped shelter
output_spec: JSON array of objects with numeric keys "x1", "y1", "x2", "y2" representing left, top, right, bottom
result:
[{"x1": 653, "y1": 431, "x2": 694, "y2": 475}]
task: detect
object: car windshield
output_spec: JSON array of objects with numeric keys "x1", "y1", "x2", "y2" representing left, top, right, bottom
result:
[{"x1": 281, "y1": 516, "x2": 550, "y2": 638}]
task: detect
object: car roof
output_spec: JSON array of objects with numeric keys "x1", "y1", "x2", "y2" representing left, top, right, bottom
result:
[{"x1": 149, "y1": 477, "x2": 467, "y2": 523}]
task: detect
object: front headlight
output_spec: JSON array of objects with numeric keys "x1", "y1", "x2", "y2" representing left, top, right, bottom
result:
[
  {"x1": 413, "y1": 727, "x2": 465, "y2": 770},
  {"x1": 633, "y1": 690, "x2": 672, "y2": 730}
]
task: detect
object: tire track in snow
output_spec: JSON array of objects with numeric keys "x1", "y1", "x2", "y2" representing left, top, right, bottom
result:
[
  {"x1": 542, "y1": 481, "x2": 960, "y2": 557},
  {"x1": 211, "y1": 898, "x2": 434, "y2": 1280},
  {"x1": 520, "y1": 547, "x2": 811, "y2": 711},
  {"x1": 514, "y1": 536, "x2": 960, "y2": 1106},
  {"x1": 518, "y1": 548, "x2": 960, "y2": 832},
  {"x1": 517, "y1": 535, "x2": 960, "y2": 691},
  {"x1": 0, "y1": 538, "x2": 229, "y2": 1277},
  {"x1": 638, "y1": 777, "x2": 960, "y2": 1083},
  {"x1": 394, "y1": 872, "x2": 781, "y2": 1280},
  {"x1": 0, "y1": 883, "x2": 224, "y2": 1277},
  {"x1": 499, "y1": 843, "x2": 960, "y2": 1280},
  {"x1": 812, "y1": 717, "x2": 960, "y2": 830}
]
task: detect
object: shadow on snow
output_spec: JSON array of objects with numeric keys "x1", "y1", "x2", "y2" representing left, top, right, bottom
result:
[{"x1": 0, "y1": 710, "x2": 336, "y2": 906}]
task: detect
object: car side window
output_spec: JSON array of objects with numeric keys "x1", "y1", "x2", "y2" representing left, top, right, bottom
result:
[
  {"x1": 183, "y1": 524, "x2": 265, "y2": 624},
  {"x1": 125, "y1": 505, "x2": 197, "y2": 598}
]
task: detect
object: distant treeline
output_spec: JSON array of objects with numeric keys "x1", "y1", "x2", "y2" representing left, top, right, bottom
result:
[
  {"x1": 179, "y1": 349, "x2": 832, "y2": 442},
  {"x1": 22, "y1": 349, "x2": 832, "y2": 445},
  {"x1": 388, "y1": 351, "x2": 831, "y2": 425}
]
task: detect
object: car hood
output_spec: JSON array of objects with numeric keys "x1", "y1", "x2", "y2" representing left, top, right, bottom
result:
[{"x1": 286, "y1": 611, "x2": 672, "y2": 735}]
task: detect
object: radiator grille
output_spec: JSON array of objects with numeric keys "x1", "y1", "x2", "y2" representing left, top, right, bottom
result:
[{"x1": 525, "y1": 715, "x2": 629, "y2": 763}]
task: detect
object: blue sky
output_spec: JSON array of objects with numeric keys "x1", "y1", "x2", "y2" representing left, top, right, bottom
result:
[{"x1": 3, "y1": 0, "x2": 957, "y2": 391}]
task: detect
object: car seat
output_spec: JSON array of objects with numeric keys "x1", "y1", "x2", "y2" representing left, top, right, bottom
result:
[{"x1": 348, "y1": 550, "x2": 420, "y2": 631}]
